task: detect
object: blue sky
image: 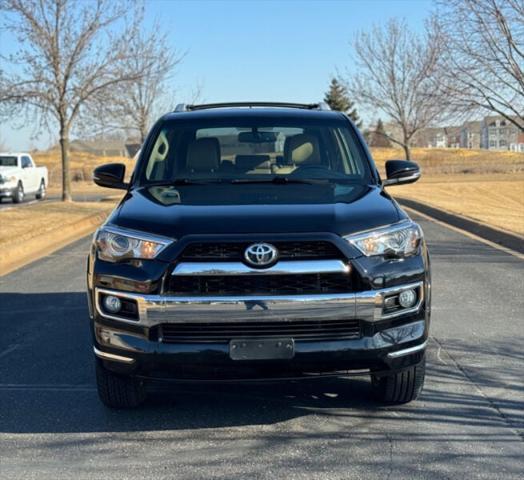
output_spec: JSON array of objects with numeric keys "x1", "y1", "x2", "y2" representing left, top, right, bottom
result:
[{"x1": 0, "y1": 0, "x2": 433, "y2": 150}]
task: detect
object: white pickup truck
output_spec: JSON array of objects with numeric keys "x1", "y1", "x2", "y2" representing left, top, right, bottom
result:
[{"x1": 0, "y1": 153, "x2": 48, "y2": 203}]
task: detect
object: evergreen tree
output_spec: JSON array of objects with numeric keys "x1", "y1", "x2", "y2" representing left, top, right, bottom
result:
[
  {"x1": 369, "y1": 119, "x2": 391, "y2": 147},
  {"x1": 324, "y1": 78, "x2": 362, "y2": 127}
]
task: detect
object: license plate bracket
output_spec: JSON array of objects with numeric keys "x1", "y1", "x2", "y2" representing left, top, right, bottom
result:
[{"x1": 229, "y1": 338, "x2": 295, "y2": 361}]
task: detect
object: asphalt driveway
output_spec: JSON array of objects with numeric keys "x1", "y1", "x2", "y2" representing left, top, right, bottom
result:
[{"x1": 0, "y1": 214, "x2": 522, "y2": 479}]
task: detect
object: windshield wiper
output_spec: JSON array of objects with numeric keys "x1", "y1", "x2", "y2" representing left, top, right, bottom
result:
[
  {"x1": 231, "y1": 177, "x2": 329, "y2": 185},
  {"x1": 143, "y1": 177, "x2": 356, "y2": 187},
  {"x1": 144, "y1": 178, "x2": 226, "y2": 187}
]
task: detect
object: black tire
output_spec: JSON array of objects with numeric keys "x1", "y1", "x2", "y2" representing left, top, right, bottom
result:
[
  {"x1": 95, "y1": 359, "x2": 146, "y2": 408},
  {"x1": 371, "y1": 356, "x2": 426, "y2": 404},
  {"x1": 35, "y1": 180, "x2": 46, "y2": 200},
  {"x1": 13, "y1": 182, "x2": 24, "y2": 203}
]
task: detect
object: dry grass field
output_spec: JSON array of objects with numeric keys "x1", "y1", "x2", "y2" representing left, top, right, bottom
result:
[
  {"x1": 33, "y1": 149, "x2": 135, "y2": 186},
  {"x1": 0, "y1": 201, "x2": 114, "y2": 247},
  {"x1": 0, "y1": 200, "x2": 114, "y2": 275},
  {"x1": 371, "y1": 148, "x2": 524, "y2": 236},
  {"x1": 46, "y1": 180, "x2": 117, "y2": 197},
  {"x1": 388, "y1": 174, "x2": 524, "y2": 235},
  {"x1": 371, "y1": 147, "x2": 524, "y2": 176}
]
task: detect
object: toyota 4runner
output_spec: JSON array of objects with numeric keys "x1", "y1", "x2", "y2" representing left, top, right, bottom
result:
[{"x1": 87, "y1": 102, "x2": 431, "y2": 408}]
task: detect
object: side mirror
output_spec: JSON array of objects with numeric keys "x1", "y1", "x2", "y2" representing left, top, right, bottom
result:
[
  {"x1": 383, "y1": 160, "x2": 421, "y2": 186},
  {"x1": 93, "y1": 163, "x2": 128, "y2": 190}
]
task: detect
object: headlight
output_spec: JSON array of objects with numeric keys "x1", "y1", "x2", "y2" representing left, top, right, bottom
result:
[
  {"x1": 344, "y1": 221, "x2": 422, "y2": 257},
  {"x1": 0, "y1": 175, "x2": 16, "y2": 184},
  {"x1": 95, "y1": 225, "x2": 174, "y2": 262}
]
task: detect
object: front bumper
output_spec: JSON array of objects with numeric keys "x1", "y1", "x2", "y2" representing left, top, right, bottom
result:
[
  {"x1": 94, "y1": 281, "x2": 424, "y2": 326},
  {"x1": 0, "y1": 186, "x2": 16, "y2": 198},
  {"x1": 92, "y1": 282, "x2": 429, "y2": 380}
]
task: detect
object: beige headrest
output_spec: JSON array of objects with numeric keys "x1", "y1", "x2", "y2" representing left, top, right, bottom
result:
[
  {"x1": 186, "y1": 138, "x2": 220, "y2": 173},
  {"x1": 284, "y1": 134, "x2": 321, "y2": 165}
]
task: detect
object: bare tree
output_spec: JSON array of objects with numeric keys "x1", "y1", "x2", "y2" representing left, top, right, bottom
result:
[
  {"x1": 0, "y1": 133, "x2": 8, "y2": 151},
  {"x1": 436, "y1": 0, "x2": 524, "y2": 130},
  {"x1": 346, "y1": 18, "x2": 450, "y2": 160},
  {"x1": 88, "y1": 27, "x2": 183, "y2": 144},
  {"x1": 0, "y1": 0, "x2": 153, "y2": 201},
  {"x1": 187, "y1": 81, "x2": 205, "y2": 106}
]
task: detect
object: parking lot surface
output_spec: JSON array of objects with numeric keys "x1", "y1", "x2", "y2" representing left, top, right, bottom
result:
[{"x1": 0, "y1": 214, "x2": 522, "y2": 479}]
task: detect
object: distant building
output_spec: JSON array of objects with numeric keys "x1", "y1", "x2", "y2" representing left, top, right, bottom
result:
[
  {"x1": 378, "y1": 116, "x2": 523, "y2": 151},
  {"x1": 68, "y1": 136, "x2": 128, "y2": 157},
  {"x1": 445, "y1": 127, "x2": 461, "y2": 148},
  {"x1": 460, "y1": 121, "x2": 482, "y2": 149},
  {"x1": 424, "y1": 128, "x2": 446, "y2": 148},
  {"x1": 416, "y1": 126, "x2": 462, "y2": 148},
  {"x1": 383, "y1": 122, "x2": 403, "y2": 145},
  {"x1": 481, "y1": 115, "x2": 524, "y2": 151},
  {"x1": 514, "y1": 132, "x2": 524, "y2": 153},
  {"x1": 381, "y1": 124, "x2": 446, "y2": 149}
]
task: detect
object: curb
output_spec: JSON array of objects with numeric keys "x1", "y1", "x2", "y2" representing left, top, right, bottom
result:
[
  {"x1": 0, "y1": 211, "x2": 107, "y2": 277},
  {"x1": 399, "y1": 198, "x2": 524, "y2": 255}
]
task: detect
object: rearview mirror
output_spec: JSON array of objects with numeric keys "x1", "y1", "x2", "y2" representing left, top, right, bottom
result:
[
  {"x1": 93, "y1": 163, "x2": 128, "y2": 190},
  {"x1": 238, "y1": 131, "x2": 277, "y2": 143},
  {"x1": 383, "y1": 160, "x2": 421, "y2": 186}
]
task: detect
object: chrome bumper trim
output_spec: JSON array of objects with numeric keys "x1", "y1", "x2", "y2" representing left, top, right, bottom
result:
[
  {"x1": 94, "y1": 281, "x2": 424, "y2": 327},
  {"x1": 387, "y1": 340, "x2": 428, "y2": 359},
  {"x1": 172, "y1": 259, "x2": 350, "y2": 276},
  {"x1": 93, "y1": 346, "x2": 135, "y2": 364}
]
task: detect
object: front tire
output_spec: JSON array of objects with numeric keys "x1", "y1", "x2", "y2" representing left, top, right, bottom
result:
[
  {"x1": 35, "y1": 180, "x2": 46, "y2": 200},
  {"x1": 95, "y1": 359, "x2": 146, "y2": 408},
  {"x1": 371, "y1": 355, "x2": 426, "y2": 404},
  {"x1": 13, "y1": 182, "x2": 24, "y2": 203}
]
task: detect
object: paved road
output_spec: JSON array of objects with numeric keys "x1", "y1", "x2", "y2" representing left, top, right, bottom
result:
[
  {"x1": 0, "y1": 192, "x2": 106, "y2": 210},
  {"x1": 0, "y1": 215, "x2": 523, "y2": 479}
]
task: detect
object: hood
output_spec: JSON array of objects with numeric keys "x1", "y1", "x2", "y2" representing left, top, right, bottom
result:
[
  {"x1": 0, "y1": 166, "x2": 18, "y2": 175},
  {"x1": 112, "y1": 183, "x2": 402, "y2": 238}
]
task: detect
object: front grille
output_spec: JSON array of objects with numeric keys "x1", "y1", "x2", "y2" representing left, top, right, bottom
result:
[
  {"x1": 180, "y1": 241, "x2": 343, "y2": 261},
  {"x1": 167, "y1": 273, "x2": 352, "y2": 296},
  {"x1": 154, "y1": 319, "x2": 361, "y2": 343}
]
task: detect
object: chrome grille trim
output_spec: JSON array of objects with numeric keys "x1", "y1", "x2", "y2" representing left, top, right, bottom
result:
[
  {"x1": 146, "y1": 295, "x2": 356, "y2": 324},
  {"x1": 171, "y1": 260, "x2": 350, "y2": 276}
]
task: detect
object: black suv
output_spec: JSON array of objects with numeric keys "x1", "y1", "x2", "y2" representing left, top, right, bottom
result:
[{"x1": 87, "y1": 102, "x2": 431, "y2": 408}]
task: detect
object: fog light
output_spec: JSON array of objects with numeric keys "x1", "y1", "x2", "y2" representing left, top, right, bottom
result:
[
  {"x1": 103, "y1": 295, "x2": 122, "y2": 313},
  {"x1": 398, "y1": 289, "x2": 417, "y2": 308}
]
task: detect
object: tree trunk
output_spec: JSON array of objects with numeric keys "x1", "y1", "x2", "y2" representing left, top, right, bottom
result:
[
  {"x1": 402, "y1": 143, "x2": 411, "y2": 160},
  {"x1": 60, "y1": 126, "x2": 72, "y2": 202},
  {"x1": 139, "y1": 119, "x2": 147, "y2": 144}
]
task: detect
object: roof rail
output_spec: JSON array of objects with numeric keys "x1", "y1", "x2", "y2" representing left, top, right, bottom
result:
[
  {"x1": 316, "y1": 102, "x2": 331, "y2": 111},
  {"x1": 174, "y1": 102, "x2": 331, "y2": 112}
]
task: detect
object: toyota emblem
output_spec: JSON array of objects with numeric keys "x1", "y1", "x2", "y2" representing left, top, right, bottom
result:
[{"x1": 244, "y1": 243, "x2": 279, "y2": 267}]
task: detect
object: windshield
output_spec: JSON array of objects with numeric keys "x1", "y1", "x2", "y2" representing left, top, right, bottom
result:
[
  {"x1": 0, "y1": 156, "x2": 17, "y2": 167},
  {"x1": 140, "y1": 119, "x2": 373, "y2": 185}
]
